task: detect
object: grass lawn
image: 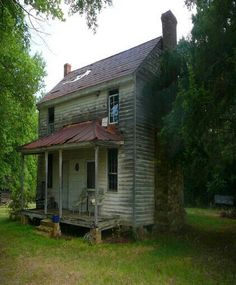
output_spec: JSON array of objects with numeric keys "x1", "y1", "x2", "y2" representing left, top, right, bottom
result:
[{"x1": 0, "y1": 207, "x2": 236, "y2": 285}]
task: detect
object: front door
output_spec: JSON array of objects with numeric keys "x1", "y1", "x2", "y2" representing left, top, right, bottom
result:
[{"x1": 62, "y1": 161, "x2": 69, "y2": 209}]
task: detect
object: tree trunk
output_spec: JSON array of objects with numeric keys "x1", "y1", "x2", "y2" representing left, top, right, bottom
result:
[{"x1": 154, "y1": 137, "x2": 185, "y2": 232}]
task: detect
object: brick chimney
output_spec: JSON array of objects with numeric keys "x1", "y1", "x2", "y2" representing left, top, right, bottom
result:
[
  {"x1": 161, "y1": 10, "x2": 177, "y2": 50},
  {"x1": 64, "y1": 63, "x2": 71, "y2": 77}
]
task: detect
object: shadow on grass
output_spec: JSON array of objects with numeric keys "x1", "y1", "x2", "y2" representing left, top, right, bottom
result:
[
  {"x1": 178, "y1": 210, "x2": 236, "y2": 282},
  {"x1": 0, "y1": 206, "x2": 236, "y2": 284}
]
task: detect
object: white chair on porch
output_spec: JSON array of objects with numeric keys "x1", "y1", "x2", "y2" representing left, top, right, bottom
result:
[
  {"x1": 89, "y1": 188, "x2": 104, "y2": 216},
  {"x1": 72, "y1": 188, "x2": 88, "y2": 214}
]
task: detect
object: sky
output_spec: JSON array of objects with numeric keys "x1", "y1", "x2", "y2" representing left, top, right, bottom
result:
[{"x1": 31, "y1": 0, "x2": 194, "y2": 94}]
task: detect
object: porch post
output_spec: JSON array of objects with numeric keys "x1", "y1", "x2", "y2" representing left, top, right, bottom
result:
[
  {"x1": 44, "y1": 151, "x2": 48, "y2": 215},
  {"x1": 59, "y1": 149, "x2": 63, "y2": 218},
  {"x1": 94, "y1": 145, "x2": 99, "y2": 227},
  {"x1": 20, "y1": 154, "x2": 25, "y2": 210}
]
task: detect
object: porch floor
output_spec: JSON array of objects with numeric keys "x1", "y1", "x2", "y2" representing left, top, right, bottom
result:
[{"x1": 21, "y1": 208, "x2": 120, "y2": 231}]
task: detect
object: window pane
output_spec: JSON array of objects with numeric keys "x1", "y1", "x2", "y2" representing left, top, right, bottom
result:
[
  {"x1": 48, "y1": 107, "x2": 55, "y2": 134},
  {"x1": 48, "y1": 107, "x2": 54, "y2": 123},
  {"x1": 108, "y1": 149, "x2": 118, "y2": 191},
  {"x1": 109, "y1": 90, "x2": 119, "y2": 124},
  {"x1": 87, "y1": 162, "x2": 95, "y2": 189}
]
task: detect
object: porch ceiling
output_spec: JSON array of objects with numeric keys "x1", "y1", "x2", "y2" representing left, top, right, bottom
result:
[{"x1": 20, "y1": 120, "x2": 123, "y2": 154}]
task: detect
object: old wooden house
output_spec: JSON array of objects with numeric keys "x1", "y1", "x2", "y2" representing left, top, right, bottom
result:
[{"x1": 20, "y1": 11, "x2": 181, "y2": 236}]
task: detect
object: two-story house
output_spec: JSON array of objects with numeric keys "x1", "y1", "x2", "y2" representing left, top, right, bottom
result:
[{"x1": 20, "y1": 11, "x2": 182, "y2": 236}]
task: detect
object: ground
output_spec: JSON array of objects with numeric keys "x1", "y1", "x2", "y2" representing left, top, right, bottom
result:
[{"x1": 0, "y1": 207, "x2": 236, "y2": 285}]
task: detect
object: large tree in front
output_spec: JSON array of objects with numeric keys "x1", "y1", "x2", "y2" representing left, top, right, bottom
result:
[
  {"x1": 0, "y1": 0, "x2": 112, "y2": 206},
  {"x1": 0, "y1": 3, "x2": 45, "y2": 204},
  {"x1": 162, "y1": 0, "x2": 236, "y2": 205}
]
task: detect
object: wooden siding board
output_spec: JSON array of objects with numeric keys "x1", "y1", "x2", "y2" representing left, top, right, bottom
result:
[
  {"x1": 36, "y1": 41, "x2": 163, "y2": 227},
  {"x1": 37, "y1": 82, "x2": 135, "y2": 225},
  {"x1": 133, "y1": 44, "x2": 162, "y2": 226}
]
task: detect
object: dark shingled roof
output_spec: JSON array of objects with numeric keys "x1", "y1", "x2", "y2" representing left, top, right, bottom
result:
[
  {"x1": 21, "y1": 121, "x2": 122, "y2": 151},
  {"x1": 40, "y1": 37, "x2": 161, "y2": 104}
]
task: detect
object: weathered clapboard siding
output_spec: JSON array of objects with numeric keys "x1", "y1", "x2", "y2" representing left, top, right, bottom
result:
[
  {"x1": 102, "y1": 83, "x2": 135, "y2": 223},
  {"x1": 38, "y1": 110, "x2": 48, "y2": 137},
  {"x1": 39, "y1": 81, "x2": 134, "y2": 134},
  {"x1": 38, "y1": 90, "x2": 107, "y2": 137},
  {"x1": 37, "y1": 81, "x2": 135, "y2": 225},
  {"x1": 37, "y1": 41, "x2": 165, "y2": 227},
  {"x1": 133, "y1": 43, "x2": 162, "y2": 226}
]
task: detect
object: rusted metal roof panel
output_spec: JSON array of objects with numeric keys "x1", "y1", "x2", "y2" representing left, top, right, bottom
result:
[
  {"x1": 22, "y1": 121, "x2": 122, "y2": 151},
  {"x1": 39, "y1": 37, "x2": 161, "y2": 104}
]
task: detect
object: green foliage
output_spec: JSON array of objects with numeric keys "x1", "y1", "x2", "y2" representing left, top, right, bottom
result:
[
  {"x1": 67, "y1": 0, "x2": 112, "y2": 31},
  {"x1": 160, "y1": 0, "x2": 236, "y2": 205},
  {"x1": 2, "y1": 0, "x2": 113, "y2": 32},
  {"x1": 0, "y1": 4, "x2": 44, "y2": 207},
  {"x1": 145, "y1": 41, "x2": 188, "y2": 161},
  {"x1": 0, "y1": 0, "x2": 112, "y2": 210},
  {"x1": 146, "y1": 49, "x2": 181, "y2": 128}
]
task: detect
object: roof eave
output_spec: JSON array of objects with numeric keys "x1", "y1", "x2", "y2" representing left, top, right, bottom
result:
[
  {"x1": 134, "y1": 37, "x2": 163, "y2": 76},
  {"x1": 37, "y1": 74, "x2": 134, "y2": 109},
  {"x1": 20, "y1": 140, "x2": 124, "y2": 155}
]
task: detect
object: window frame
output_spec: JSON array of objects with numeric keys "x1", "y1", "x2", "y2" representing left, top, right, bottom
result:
[
  {"x1": 48, "y1": 107, "x2": 55, "y2": 134},
  {"x1": 108, "y1": 90, "x2": 119, "y2": 124},
  {"x1": 107, "y1": 148, "x2": 118, "y2": 192}
]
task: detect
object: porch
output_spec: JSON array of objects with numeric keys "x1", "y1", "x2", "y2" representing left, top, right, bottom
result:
[
  {"x1": 21, "y1": 208, "x2": 120, "y2": 231},
  {"x1": 19, "y1": 120, "x2": 124, "y2": 232}
]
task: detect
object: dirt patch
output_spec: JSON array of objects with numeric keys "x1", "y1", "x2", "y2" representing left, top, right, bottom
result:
[
  {"x1": 15, "y1": 256, "x2": 84, "y2": 285},
  {"x1": 104, "y1": 236, "x2": 132, "y2": 244}
]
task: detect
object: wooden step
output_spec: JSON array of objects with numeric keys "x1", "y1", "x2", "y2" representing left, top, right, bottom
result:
[
  {"x1": 36, "y1": 219, "x2": 61, "y2": 237},
  {"x1": 40, "y1": 219, "x2": 54, "y2": 228},
  {"x1": 36, "y1": 225, "x2": 53, "y2": 233}
]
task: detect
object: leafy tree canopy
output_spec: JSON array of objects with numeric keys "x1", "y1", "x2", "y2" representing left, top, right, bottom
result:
[
  {"x1": 0, "y1": 0, "x2": 113, "y2": 207},
  {"x1": 2, "y1": 0, "x2": 112, "y2": 32},
  {"x1": 160, "y1": 0, "x2": 236, "y2": 205},
  {"x1": 0, "y1": 9, "x2": 42, "y2": 204}
]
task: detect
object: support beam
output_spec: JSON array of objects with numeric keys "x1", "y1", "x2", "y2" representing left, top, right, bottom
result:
[
  {"x1": 20, "y1": 154, "x2": 25, "y2": 210},
  {"x1": 44, "y1": 151, "x2": 48, "y2": 215},
  {"x1": 59, "y1": 149, "x2": 63, "y2": 218},
  {"x1": 94, "y1": 145, "x2": 99, "y2": 227}
]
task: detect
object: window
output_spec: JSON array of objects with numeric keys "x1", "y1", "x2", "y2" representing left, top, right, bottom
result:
[
  {"x1": 108, "y1": 149, "x2": 118, "y2": 191},
  {"x1": 48, "y1": 154, "x2": 53, "y2": 188},
  {"x1": 87, "y1": 161, "x2": 95, "y2": 189},
  {"x1": 48, "y1": 107, "x2": 54, "y2": 133},
  {"x1": 108, "y1": 90, "x2": 119, "y2": 124}
]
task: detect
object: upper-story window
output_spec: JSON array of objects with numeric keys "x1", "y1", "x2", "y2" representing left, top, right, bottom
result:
[
  {"x1": 108, "y1": 89, "x2": 119, "y2": 124},
  {"x1": 48, "y1": 107, "x2": 54, "y2": 134}
]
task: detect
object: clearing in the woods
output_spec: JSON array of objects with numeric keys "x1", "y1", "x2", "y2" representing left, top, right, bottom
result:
[{"x1": 0, "y1": 206, "x2": 235, "y2": 285}]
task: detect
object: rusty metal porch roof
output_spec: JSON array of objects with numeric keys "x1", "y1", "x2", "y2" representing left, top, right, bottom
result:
[{"x1": 21, "y1": 121, "x2": 123, "y2": 153}]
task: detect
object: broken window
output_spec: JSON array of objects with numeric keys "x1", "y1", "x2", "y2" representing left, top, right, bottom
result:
[
  {"x1": 48, "y1": 107, "x2": 54, "y2": 134},
  {"x1": 108, "y1": 90, "x2": 119, "y2": 124}
]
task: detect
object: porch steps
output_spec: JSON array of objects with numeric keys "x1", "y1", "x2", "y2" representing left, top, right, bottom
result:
[
  {"x1": 36, "y1": 219, "x2": 54, "y2": 234},
  {"x1": 40, "y1": 219, "x2": 54, "y2": 228},
  {"x1": 36, "y1": 218, "x2": 62, "y2": 237}
]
